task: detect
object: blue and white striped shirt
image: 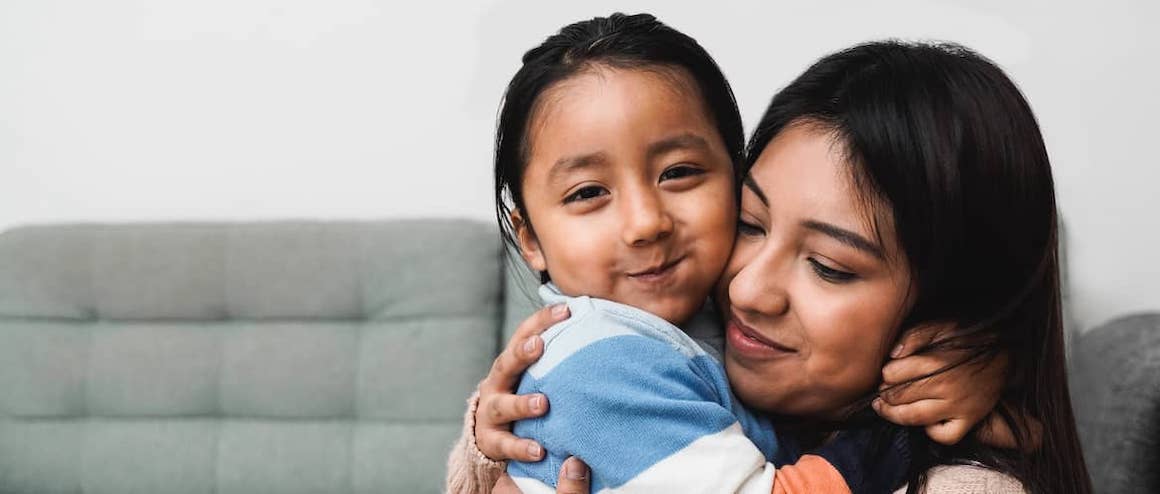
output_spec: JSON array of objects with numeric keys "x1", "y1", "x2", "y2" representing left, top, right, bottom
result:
[{"x1": 508, "y1": 283, "x2": 782, "y2": 493}]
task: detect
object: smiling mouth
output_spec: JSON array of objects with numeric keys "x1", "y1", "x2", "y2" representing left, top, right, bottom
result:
[
  {"x1": 727, "y1": 316, "x2": 796, "y2": 354},
  {"x1": 627, "y1": 256, "x2": 684, "y2": 281}
]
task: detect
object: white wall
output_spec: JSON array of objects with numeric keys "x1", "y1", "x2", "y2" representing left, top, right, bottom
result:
[{"x1": 1, "y1": 0, "x2": 1156, "y2": 331}]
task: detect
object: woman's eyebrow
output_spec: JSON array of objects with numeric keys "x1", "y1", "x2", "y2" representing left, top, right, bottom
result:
[
  {"x1": 743, "y1": 174, "x2": 769, "y2": 206},
  {"x1": 801, "y1": 220, "x2": 884, "y2": 259}
]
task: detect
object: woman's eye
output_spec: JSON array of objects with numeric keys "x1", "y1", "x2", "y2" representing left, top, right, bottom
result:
[
  {"x1": 808, "y1": 258, "x2": 857, "y2": 283},
  {"x1": 563, "y1": 185, "x2": 608, "y2": 204},
  {"x1": 737, "y1": 219, "x2": 765, "y2": 237},
  {"x1": 659, "y1": 165, "x2": 704, "y2": 182}
]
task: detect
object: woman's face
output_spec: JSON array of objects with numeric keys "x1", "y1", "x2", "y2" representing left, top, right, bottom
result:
[{"x1": 717, "y1": 123, "x2": 913, "y2": 419}]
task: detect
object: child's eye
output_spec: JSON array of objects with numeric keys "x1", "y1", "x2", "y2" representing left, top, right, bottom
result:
[
  {"x1": 737, "y1": 219, "x2": 765, "y2": 237},
  {"x1": 563, "y1": 185, "x2": 609, "y2": 204},
  {"x1": 659, "y1": 165, "x2": 704, "y2": 182},
  {"x1": 807, "y1": 257, "x2": 857, "y2": 283}
]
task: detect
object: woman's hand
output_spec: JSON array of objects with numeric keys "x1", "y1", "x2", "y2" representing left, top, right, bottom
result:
[
  {"x1": 475, "y1": 304, "x2": 571, "y2": 462},
  {"x1": 873, "y1": 323, "x2": 1008, "y2": 445},
  {"x1": 493, "y1": 457, "x2": 591, "y2": 494}
]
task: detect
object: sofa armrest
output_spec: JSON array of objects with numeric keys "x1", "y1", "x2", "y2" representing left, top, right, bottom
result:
[{"x1": 1069, "y1": 313, "x2": 1160, "y2": 493}]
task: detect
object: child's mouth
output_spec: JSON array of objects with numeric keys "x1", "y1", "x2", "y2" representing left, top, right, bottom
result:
[{"x1": 627, "y1": 256, "x2": 684, "y2": 283}]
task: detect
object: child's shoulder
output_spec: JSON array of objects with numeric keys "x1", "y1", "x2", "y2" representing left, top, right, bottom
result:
[{"x1": 528, "y1": 285, "x2": 708, "y2": 379}]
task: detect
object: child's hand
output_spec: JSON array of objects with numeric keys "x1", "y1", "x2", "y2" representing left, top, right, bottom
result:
[
  {"x1": 475, "y1": 304, "x2": 571, "y2": 462},
  {"x1": 873, "y1": 323, "x2": 1008, "y2": 445}
]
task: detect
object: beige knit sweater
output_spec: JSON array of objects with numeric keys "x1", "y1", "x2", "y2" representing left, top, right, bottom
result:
[{"x1": 444, "y1": 392, "x2": 1026, "y2": 494}]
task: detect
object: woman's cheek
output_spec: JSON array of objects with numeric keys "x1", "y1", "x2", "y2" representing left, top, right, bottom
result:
[
  {"x1": 798, "y1": 289, "x2": 895, "y2": 405},
  {"x1": 716, "y1": 240, "x2": 750, "y2": 304},
  {"x1": 809, "y1": 347, "x2": 882, "y2": 401}
]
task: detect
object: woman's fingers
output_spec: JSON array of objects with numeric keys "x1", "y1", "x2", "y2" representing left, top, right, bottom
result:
[
  {"x1": 492, "y1": 458, "x2": 591, "y2": 494},
  {"x1": 482, "y1": 304, "x2": 570, "y2": 393},
  {"x1": 476, "y1": 392, "x2": 548, "y2": 461},
  {"x1": 476, "y1": 410, "x2": 545, "y2": 461},
  {"x1": 555, "y1": 457, "x2": 591, "y2": 494},
  {"x1": 476, "y1": 392, "x2": 549, "y2": 461},
  {"x1": 483, "y1": 392, "x2": 549, "y2": 424},
  {"x1": 498, "y1": 433, "x2": 546, "y2": 463},
  {"x1": 474, "y1": 305, "x2": 568, "y2": 462}
]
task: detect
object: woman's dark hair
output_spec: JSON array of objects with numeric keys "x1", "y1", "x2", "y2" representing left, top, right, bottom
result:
[
  {"x1": 745, "y1": 41, "x2": 1091, "y2": 494},
  {"x1": 493, "y1": 13, "x2": 744, "y2": 275}
]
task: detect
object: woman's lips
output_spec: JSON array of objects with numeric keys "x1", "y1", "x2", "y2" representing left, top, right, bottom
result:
[{"x1": 726, "y1": 317, "x2": 796, "y2": 358}]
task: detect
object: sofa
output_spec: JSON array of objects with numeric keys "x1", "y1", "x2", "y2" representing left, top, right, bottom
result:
[
  {"x1": 0, "y1": 221, "x2": 540, "y2": 494},
  {"x1": 0, "y1": 220, "x2": 1154, "y2": 493}
]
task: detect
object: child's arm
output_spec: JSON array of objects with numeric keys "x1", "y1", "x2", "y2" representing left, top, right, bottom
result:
[
  {"x1": 450, "y1": 304, "x2": 910, "y2": 494},
  {"x1": 509, "y1": 331, "x2": 911, "y2": 494},
  {"x1": 507, "y1": 333, "x2": 780, "y2": 493},
  {"x1": 501, "y1": 425, "x2": 910, "y2": 494}
]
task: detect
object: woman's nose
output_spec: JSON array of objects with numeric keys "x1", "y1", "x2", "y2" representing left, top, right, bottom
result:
[
  {"x1": 621, "y1": 191, "x2": 673, "y2": 246},
  {"x1": 729, "y1": 249, "x2": 790, "y2": 317}
]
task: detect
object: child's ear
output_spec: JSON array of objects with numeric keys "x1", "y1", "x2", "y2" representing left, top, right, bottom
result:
[{"x1": 511, "y1": 210, "x2": 547, "y2": 272}]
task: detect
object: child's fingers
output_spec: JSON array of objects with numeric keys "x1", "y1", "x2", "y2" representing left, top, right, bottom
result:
[
  {"x1": 555, "y1": 457, "x2": 591, "y2": 494},
  {"x1": 878, "y1": 378, "x2": 949, "y2": 406},
  {"x1": 924, "y1": 418, "x2": 974, "y2": 446},
  {"x1": 977, "y1": 411, "x2": 1042, "y2": 451},
  {"x1": 873, "y1": 397, "x2": 950, "y2": 427},
  {"x1": 881, "y1": 354, "x2": 954, "y2": 385},
  {"x1": 891, "y1": 321, "x2": 954, "y2": 358}
]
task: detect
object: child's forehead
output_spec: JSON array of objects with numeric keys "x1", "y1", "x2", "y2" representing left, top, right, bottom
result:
[
  {"x1": 525, "y1": 65, "x2": 720, "y2": 157},
  {"x1": 538, "y1": 64, "x2": 703, "y2": 113}
]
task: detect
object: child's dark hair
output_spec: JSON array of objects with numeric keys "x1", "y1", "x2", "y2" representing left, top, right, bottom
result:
[{"x1": 493, "y1": 13, "x2": 743, "y2": 270}]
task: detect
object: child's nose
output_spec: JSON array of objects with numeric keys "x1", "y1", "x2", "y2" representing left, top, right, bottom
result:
[{"x1": 621, "y1": 192, "x2": 673, "y2": 246}]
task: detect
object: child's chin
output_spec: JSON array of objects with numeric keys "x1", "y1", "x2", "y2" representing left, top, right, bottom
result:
[{"x1": 640, "y1": 298, "x2": 700, "y2": 326}]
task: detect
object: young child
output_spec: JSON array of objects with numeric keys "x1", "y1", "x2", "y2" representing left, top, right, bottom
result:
[{"x1": 491, "y1": 13, "x2": 907, "y2": 494}]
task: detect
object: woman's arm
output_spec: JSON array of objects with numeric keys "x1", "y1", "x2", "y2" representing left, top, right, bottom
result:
[{"x1": 444, "y1": 305, "x2": 570, "y2": 494}]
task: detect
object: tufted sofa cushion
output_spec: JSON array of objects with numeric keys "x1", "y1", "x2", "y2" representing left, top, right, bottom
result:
[
  {"x1": 0, "y1": 221, "x2": 505, "y2": 493},
  {"x1": 1070, "y1": 313, "x2": 1160, "y2": 494}
]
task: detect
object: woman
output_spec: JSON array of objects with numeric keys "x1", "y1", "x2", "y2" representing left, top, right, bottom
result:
[
  {"x1": 458, "y1": 39, "x2": 1085, "y2": 493},
  {"x1": 715, "y1": 40, "x2": 1089, "y2": 493}
]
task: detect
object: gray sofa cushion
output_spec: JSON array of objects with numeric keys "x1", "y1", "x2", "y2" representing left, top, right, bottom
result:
[
  {"x1": 1070, "y1": 313, "x2": 1160, "y2": 494},
  {"x1": 0, "y1": 221, "x2": 504, "y2": 493}
]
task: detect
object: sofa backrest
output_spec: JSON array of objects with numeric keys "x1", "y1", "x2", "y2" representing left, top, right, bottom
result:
[{"x1": 0, "y1": 221, "x2": 505, "y2": 494}]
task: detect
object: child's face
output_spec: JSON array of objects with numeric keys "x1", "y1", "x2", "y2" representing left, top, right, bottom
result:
[{"x1": 514, "y1": 66, "x2": 736, "y2": 325}]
